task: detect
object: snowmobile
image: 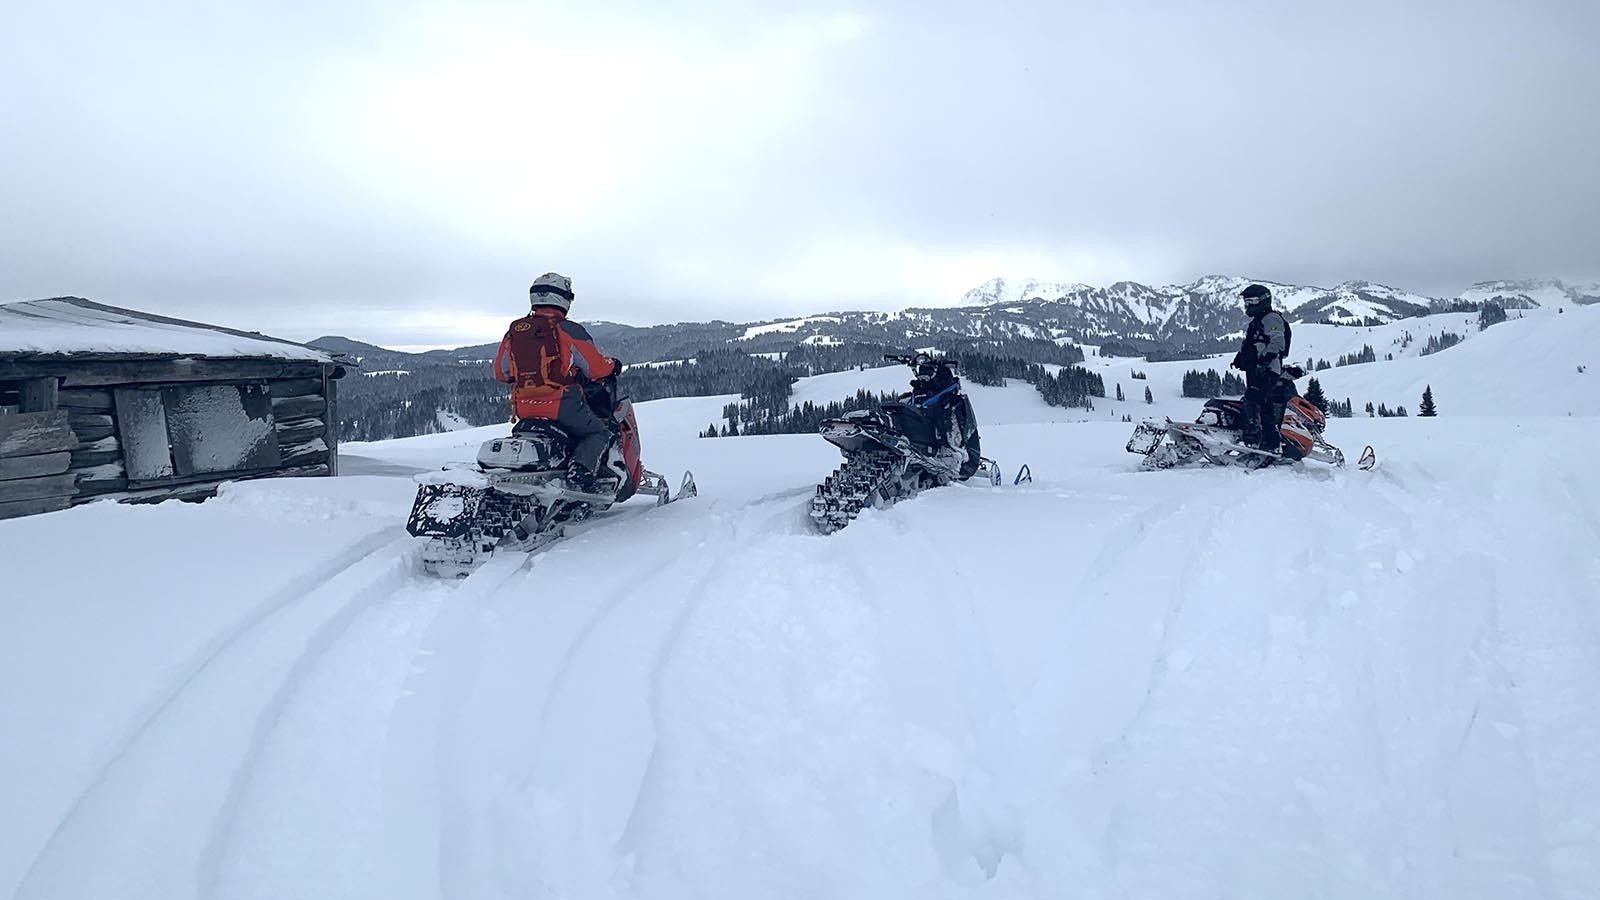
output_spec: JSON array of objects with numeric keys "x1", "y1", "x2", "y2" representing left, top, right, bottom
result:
[
  {"x1": 407, "y1": 393, "x2": 696, "y2": 578},
  {"x1": 1126, "y1": 366, "x2": 1373, "y2": 470},
  {"x1": 810, "y1": 353, "x2": 1002, "y2": 534}
]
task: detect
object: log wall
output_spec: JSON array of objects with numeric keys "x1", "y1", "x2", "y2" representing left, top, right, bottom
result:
[
  {"x1": 0, "y1": 409, "x2": 80, "y2": 519},
  {"x1": 0, "y1": 362, "x2": 344, "y2": 519}
]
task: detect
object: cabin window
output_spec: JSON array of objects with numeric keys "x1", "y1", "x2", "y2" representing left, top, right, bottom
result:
[
  {"x1": 0, "y1": 380, "x2": 20, "y2": 416},
  {"x1": 115, "y1": 384, "x2": 282, "y2": 483}
]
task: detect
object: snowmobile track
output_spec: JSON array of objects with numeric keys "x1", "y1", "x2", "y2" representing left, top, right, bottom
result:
[
  {"x1": 14, "y1": 527, "x2": 416, "y2": 900},
  {"x1": 14, "y1": 527, "x2": 409, "y2": 890}
]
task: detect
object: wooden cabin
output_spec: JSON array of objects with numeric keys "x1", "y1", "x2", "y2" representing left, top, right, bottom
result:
[{"x1": 0, "y1": 297, "x2": 349, "y2": 520}]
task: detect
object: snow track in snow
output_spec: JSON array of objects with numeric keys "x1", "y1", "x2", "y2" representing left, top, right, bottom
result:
[{"x1": 13, "y1": 528, "x2": 417, "y2": 900}]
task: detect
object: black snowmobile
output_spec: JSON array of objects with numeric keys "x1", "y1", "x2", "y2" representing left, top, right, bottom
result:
[{"x1": 809, "y1": 353, "x2": 1001, "y2": 534}]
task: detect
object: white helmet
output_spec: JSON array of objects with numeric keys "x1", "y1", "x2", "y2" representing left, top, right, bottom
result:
[{"x1": 529, "y1": 272, "x2": 574, "y2": 312}]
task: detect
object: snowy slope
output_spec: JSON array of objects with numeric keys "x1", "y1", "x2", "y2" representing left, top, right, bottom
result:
[{"x1": 3, "y1": 317, "x2": 1600, "y2": 900}]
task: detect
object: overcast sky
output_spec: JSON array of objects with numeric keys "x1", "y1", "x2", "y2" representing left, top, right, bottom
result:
[{"x1": 3, "y1": 0, "x2": 1597, "y2": 347}]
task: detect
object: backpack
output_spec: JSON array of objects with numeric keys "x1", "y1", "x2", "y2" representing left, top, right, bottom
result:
[{"x1": 505, "y1": 314, "x2": 571, "y2": 392}]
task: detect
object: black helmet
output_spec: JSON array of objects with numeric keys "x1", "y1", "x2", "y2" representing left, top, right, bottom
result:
[{"x1": 1240, "y1": 283, "x2": 1272, "y2": 313}]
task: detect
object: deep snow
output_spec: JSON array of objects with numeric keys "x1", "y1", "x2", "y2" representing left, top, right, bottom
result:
[{"x1": 2, "y1": 307, "x2": 1599, "y2": 900}]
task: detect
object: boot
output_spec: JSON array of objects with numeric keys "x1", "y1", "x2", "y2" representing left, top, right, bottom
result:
[{"x1": 565, "y1": 460, "x2": 602, "y2": 495}]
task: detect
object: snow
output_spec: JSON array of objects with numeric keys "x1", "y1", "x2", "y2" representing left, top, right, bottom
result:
[
  {"x1": 0, "y1": 298, "x2": 336, "y2": 361},
  {"x1": 435, "y1": 410, "x2": 473, "y2": 431},
  {"x1": 739, "y1": 316, "x2": 843, "y2": 340},
  {"x1": 1459, "y1": 279, "x2": 1575, "y2": 309},
  {"x1": 3, "y1": 306, "x2": 1600, "y2": 900},
  {"x1": 362, "y1": 369, "x2": 412, "y2": 377}
]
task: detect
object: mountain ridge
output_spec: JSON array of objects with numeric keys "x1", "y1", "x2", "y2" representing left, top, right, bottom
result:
[{"x1": 311, "y1": 276, "x2": 1599, "y2": 364}]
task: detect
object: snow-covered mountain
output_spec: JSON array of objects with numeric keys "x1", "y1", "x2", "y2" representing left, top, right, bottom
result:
[
  {"x1": 959, "y1": 277, "x2": 1095, "y2": 307},
  {"x1": 960, "y1": 274, "x2": 1435, "y2": 334},
  {"x1": 1454, "y1": 277, "x2": 1600, "y2": 310}
]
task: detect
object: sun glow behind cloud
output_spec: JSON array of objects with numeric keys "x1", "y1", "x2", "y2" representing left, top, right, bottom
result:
[{"x1": 323, "y1": 9, "x2": 876, "y2": 242}]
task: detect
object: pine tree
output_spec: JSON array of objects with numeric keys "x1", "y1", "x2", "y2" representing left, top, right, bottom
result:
[
  {"x1": 1116, "y1": 383, "x2": 1125, "y2": 402},
  {"x1": 1365, "y1": 401, "x2": 1375, "y2": 417},
  {"x1": 1419, "y1": 385, "x2": 1437, "y2": 417},
  {"x1": 1303, "y1": 377, "x2": 1328, "y2": 413},
  {"x1": 1144, "y1": 385, "x2": 1153, "y2": 405}
]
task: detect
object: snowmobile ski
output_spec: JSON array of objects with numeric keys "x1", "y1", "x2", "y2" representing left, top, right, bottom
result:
[
  {"x1": 1014, "y1": 464, "x2": 1033, "y2": 485},
  {"x1": 1358, "y1": 445, "x2": 1377, "y2": 471}
]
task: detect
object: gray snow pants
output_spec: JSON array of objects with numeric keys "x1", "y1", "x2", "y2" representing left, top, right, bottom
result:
[{"x1": 556, "y1": 387, "x2": 615, "y2": 474}]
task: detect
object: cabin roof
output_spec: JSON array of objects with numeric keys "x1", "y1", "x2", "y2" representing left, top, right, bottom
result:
[{"x1": 0, "y1": 297, "x2": 339, "y2": 364}]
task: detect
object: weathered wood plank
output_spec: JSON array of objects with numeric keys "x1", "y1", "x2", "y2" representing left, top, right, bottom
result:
[
  {"x1": 281, "y1": 446, "x2": 330, "y2": 469},
  {"x1": 69, "y1": 413, "x2": 117, "y2": 443},
  {"x1": 69, "y1": 413, "x2": 115, "y2": 429},
  {"x1": 267, "y1": 378, "x2": 324, "y2": 399},
  {"x1": 324, "y1": 368, "x2": 340, "y2": 477},
  {"x1": 0, "y1": 473, "x2": 78, "y2": 503},
  {"x1": 0, "y1": 358, "x2": 327, "y2": 386},
  {"x1": 69, "y1": 448, "x2": 124, "y2": 469},
  {"x1": 19, "y1": 378, "x2": 59, "y2": 413},
  {"x1": 274, "y1": 417, "x2": 325, "y2": 444},
  {"x1": 127, "y1": 465, "x2": 279, "y2": 491},
  {"x1": 76, "y1": 477, "x2": 129, "y2": 497},
  {"x1": 57, "y1": 388, "x2": 116, "y2": 411},
  {"x1": 74, "y1": 459, "x2": 126, "y2": 480},
  {"x1": 270, "y1": 395, "x2": 326, "y2": 422},
  {"x1": 71, "y1": 423, "x2": 116, "y2": 443},
  {"x1": 0, "y1": 451, "x2": 72, "y2": 481},
  {"x1": 78, "y1": 463, "x2": 331, "y2": 506},
  {"x1": 114, "y1": 389, "x2": 175, "y2": 480},
  {"x1": 0, "y1": 496, "x2": 72, "y2": 520},
  {"x1": 0, "y1": 410, "x2": 79, "y2": 458}
]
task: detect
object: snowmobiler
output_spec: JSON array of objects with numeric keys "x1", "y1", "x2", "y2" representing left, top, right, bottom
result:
[
  {"x1": 810, "y1": 353, "x2": 1001, "y2": 534},
  {"x1": 407, "y1": 274, "x2": 695, "y2": 577},
  {"x1": 1125, "y1": 364, "x2": 1356, "y2": 470},
  {"x1": 1232, "y1": 283, "x2": 1291, "y2": 452},
  {"x1": 493, "y1": 272, "x2": 623, "y2": 492}
]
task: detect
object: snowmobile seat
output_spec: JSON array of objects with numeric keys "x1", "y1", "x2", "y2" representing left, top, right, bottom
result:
[
  {"x1": 512, "y1": 417, "x2": 572, "y2": 439},
  {"x1": 1198, "y1": 398, "x2": 1243, "y2": 428}
]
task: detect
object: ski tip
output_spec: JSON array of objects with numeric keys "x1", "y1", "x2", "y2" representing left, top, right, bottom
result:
[
  {"x1": 1358, "y1": 445, "x2": 1378, "y2": 471},
  {"x1": 1013, "y1": 463, "x2": 1033, "y2": 485}
]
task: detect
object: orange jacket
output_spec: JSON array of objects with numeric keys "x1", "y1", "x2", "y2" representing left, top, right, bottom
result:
[{"x1": 493, "y1": 308, "x2": 617, "y2": 419}]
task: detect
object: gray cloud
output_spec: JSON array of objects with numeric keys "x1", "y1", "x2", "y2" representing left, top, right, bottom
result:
[{"x1": 3, "y1": 0, "x2": 1596, "y2": 347}]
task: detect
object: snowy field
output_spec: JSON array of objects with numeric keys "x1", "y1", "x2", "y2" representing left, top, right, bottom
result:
[{"x1": 2, "y1": 307, "x2": 1599, "y2": 900}]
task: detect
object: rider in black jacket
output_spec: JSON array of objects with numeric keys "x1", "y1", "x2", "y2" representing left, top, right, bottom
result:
[{"x1": 1230, "y1": 284, "x2": 1291, "y2": 452}]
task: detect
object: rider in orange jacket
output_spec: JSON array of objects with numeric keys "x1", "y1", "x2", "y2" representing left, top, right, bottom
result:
[{"x1": 493, "y1": 272, "x2": 621, "y2": 487}]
